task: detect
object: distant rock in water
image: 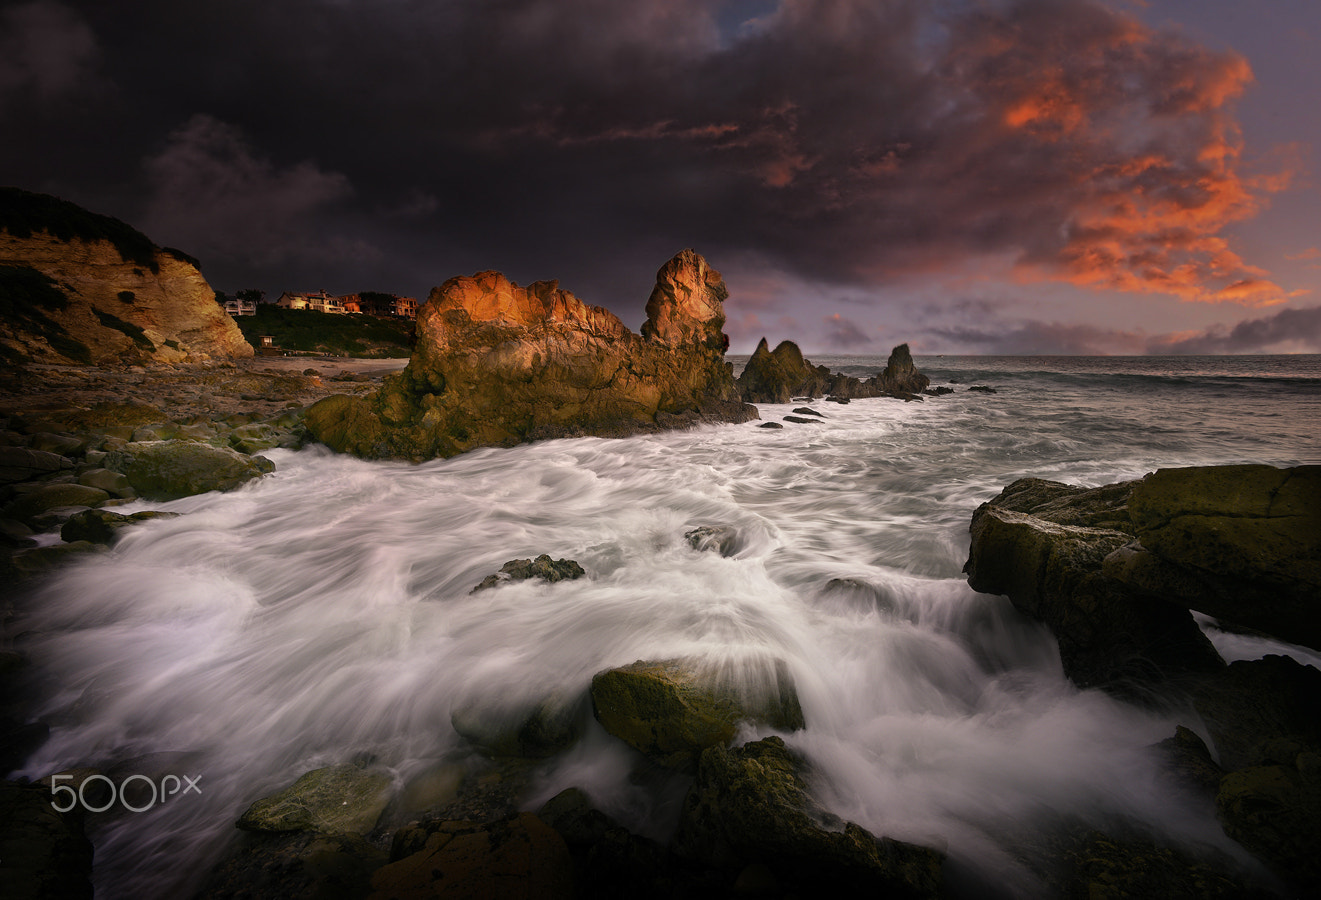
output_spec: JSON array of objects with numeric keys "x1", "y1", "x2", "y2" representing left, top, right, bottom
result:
[
  {"x1": 0, "y1": 187, "x2": 253, "y2": 366},
  {"x1": 736, "y1": 339, "x2": 930, "y2": 403},
  {"x1": 306, "y1": 250, "x2": 757, "y2": 460},
  {"x1": 472, "y1": 554, "x2": 586, "y2": 592}
]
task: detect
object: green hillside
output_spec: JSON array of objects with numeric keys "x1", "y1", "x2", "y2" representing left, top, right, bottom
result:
[{"x1": 233, "y1": 305, "x2": 415, "y2": 358}]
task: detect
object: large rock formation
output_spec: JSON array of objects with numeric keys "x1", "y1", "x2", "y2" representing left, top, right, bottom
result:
[
  {"x1": 0, "y1": 187, "x2": 252, "y2": 366},
  {"x1": 965, "y1": 465, "x2": 1321, "y2": 895},
  {"x1": 305, "y1": 250, "x2": 757, "y2": 460},
  {"x1": 964, "y1": 464, "x2": 1320, "y2": 687},
  {"x1": 736, "y1": 339, "x2": 930, "y2": 403}
]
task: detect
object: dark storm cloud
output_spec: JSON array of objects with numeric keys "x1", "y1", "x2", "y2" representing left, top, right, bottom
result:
[
  {"x1": 920, "y1": 303, "x2": 1321, "y2": 354},
  {"x1": 1151, "y1": 305, "x2": 1321, "y2": 354},
  {"x1": 2, "y1": 0, "x2": 1292, "y2": 309},
  {"x1": 823, "y1": 313, "x2": 872, "y2": 349},
  {"x1": 0, "y1": 1, "x2": 99, "y2": 107}
]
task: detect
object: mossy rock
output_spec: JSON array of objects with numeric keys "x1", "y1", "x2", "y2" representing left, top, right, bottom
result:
[
  {"x1": 674, "y1": 737, "x2": 944, "y2": 896},
  {"x1": 590, "y1": 658, "x2": 804, "y2": 772},
  {"x1": 2, "y1": 483, "x2": 109, "y2": 526},
  {"x1": 237, "y1": 765, "x2": 394, "y2": 836},
  {"x1": 104, "y1": 440, "x2": 274, "y2": 500}
]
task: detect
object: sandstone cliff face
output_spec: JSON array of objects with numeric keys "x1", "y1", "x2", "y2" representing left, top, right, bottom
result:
[
  {"x1": 306, "y1": 250, "x2": 756, "y2": 460},
  {"x1": 0, "y1": 189, "x2": 253, "y2": 365}
]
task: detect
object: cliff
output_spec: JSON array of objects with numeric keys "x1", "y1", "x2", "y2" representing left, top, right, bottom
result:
[
  {"x1": 0, "y1": 188, "x2": 253, "y2": 366},
  {"x1": 306, "y1": 250, "x2": 756, "y2": 460}
]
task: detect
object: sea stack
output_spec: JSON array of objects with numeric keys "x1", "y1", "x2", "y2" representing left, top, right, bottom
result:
[{"x1": 305, "y1": 250, "x2": 757, "y2": 460}]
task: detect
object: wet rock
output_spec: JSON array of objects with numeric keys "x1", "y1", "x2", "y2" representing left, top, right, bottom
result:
[
  {"x1": 757, "y1": 421, "x2": 783, "y2": 428},
  {"x1": 0, "y1": 780, "x2": 94, "y2": 899},
  {"x1": 60, "y1": 508, "x2": 179, "y2": 545},
  {"x1": 825, "y1": 395, "x2": 850, "y2": 403},
  {"x1": 968, "y1": 385, "x2": 997, "y2": 393},
  {"x1": 790, "y1": 407, "x2": 824, "y2": 417},
  {"x1": 964, "y1": 502, "x2": 1222, "y2": 689},
  {"x1": 537, "y1": 788, "x2": 668, "y2": 897},
  {"x1": 370, "y1": 812, "x2": 572, "y2": 900},
  {"x1": 2, "y1": 483, "x2": 109, "y2": 526},
  {"x1": 76, "y1": 467, "x2": 134, "y2": 497},
  {"x1": 8, "y1": 540, "x2": 106, "y2": 580},
  {"x1": 923, "y1": 386, "x2": 954, "y2": 396},
  {"x1": 237, "y1": 764, "x2": 394, "y2": 836},
  {"x1": 1058, "y1": 831, "x2": 1263, "y2": 900},
  {"x1": 197, "y1": 831, "x2": 387, "y2": 900},
  {"x1": 1118, "y1": 465, "x2": 1321, "y2": 649},
  {"x1": 684, "y1": 525, "x2": 740, "y2": 557},
  {"x1": 306, "y1": 250, "x2": 755, "y2": 461},
  {"x1": 450, "y1": 691, "x2": 584, "y2": 759},
  {"x1": 26, "y1": 432, "x2": 86, "y2": 456},
  {"x1": 104, "y1": 439, "x2": 274, "y2": 500},
  {"x1": 590, "y1": 658, "x2": 805, "y2": 772},
  {"x1": 472, "y1": 554, "x2": 586, "y2": 592},
  {"x1": 1217, "y1": 755, "x2": 1321, "y2": 894},
  {"x1": 674, "y1": 737, "x2": 943, "y2": 897},
  {"x1": 782, "y1": 415, "x2": 822, "y2": 425},
  {"x1": 738, "y1": 340, "x2": 929, "y2": 403},
  {"x1": 1154, "y1": 726, "x2": 1224, "y2": 798}
]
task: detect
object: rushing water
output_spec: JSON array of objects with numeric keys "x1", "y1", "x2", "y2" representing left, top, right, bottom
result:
[{"x1": 13, "y1": 354, "x2": 1321, "y2": 896}]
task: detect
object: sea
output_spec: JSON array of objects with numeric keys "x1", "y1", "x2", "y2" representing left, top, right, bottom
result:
[{"x1": 13, "y1": 354, "x2": 1321, "y2": 897}]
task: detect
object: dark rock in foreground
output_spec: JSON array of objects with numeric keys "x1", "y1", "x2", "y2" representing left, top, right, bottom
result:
[
  {"x1": 736, "y1": 338, "x2": 930, "y2": 403},
  {"x1": 472, "y1": 554, "x2": 586, "y2": 592},
  {"x1": 0, "y1": 780, "x2": 94, "y2": 899},
  {"x1": 305, "y1": 250, "x2": 758, "y2": 461},
  {"x1": 674, "y1": 737, "x2": 944, "y2": 897},
  {"x1": 590, "y1": 657, "x2": 805, "y2": 772},
  {"x1": 237, "y1": 764, "x2": 393, "y2": 836},
  {"x1": 966, "y1": 463, "x2": 1321, "y2": 895}
]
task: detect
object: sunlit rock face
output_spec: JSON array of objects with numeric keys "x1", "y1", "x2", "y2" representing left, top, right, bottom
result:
[
  {"x1": 0, "y1": 188, "x2": 253, "y2": 365},
  {"x1": 306, "y1": 249, "x2": 756, "y2": 460}
]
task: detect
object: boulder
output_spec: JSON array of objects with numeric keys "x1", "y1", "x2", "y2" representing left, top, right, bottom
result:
[
  {"x1": 60, "y1": 508, "x2": 179, "y2": 545},
  {"x1": 1118, "y1": 465, "x2": 1321, "y2": 649},
  {"x1": 197, "y1": 832, "x2": 387, "y2": 900},
  {"x1": 2, "y1": 483, "x2": 109, "y2": 526},
  {"x1": 450, "y1": 690, "x2": 583, "y2": 759},
  {"x1": 76, "y1": 467, "x2": 134, "y2": 497},
  {"x1": 471, "y1": 554, "x2": 586, "y2": 593},
  {"x1": 684, "y1": 525, "x2": 741, "y2": 557},
  {"x1": 237, "y1": 765, "x2": 394, "y2": 836},
  {"x1": 369, "y1": 812, "x2": 572, "y2": 900},
  {"x1": 306, "y1": 250, "x2": 757, "y2": 461},
  {"x1": 963, "y1": 501, "x2": 1222, "y2": 688},
  {"x1": 104, "y1": 440, "x2": 274, "y2": 500},
  {"x1": 0, "y1": 446, "x2": 70, "y2": 484},
  {"x1": 0, "y1": 780, "x2": 94, "y2": 899},
  {"x1": 673, "y1": 737, "x2": 943, "y2": 897},
  {"x1": 590, "y1": 658, "x2": 805, "y2": 772}
]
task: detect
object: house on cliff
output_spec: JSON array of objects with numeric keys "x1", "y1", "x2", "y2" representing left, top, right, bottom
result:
[{"x1": 276, "y1": 290, "x2": 345, "y2": 314}]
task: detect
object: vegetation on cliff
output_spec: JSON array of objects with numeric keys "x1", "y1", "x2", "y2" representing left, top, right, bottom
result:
[{"x1": 232, "y1": 305, "x2": 414, "y2": 358}]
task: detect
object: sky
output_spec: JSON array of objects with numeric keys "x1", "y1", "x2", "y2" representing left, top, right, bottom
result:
[{"x1": 3, "y1": 0, "x2": 1320, "y2": 355}]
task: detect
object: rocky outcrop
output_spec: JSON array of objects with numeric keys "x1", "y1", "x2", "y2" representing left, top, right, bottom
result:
[
  {"x1": 590, "y1": 657, "x2": 805, "y2": 772},
  {"x1": 237, "y1": 764, "x2": 394, "y2": 836},
  {"x1": 0, "y1": 188, "x2": 253, "y2": 365},
  {"x1": 966, "y1": 464, "x2": 1321, "y2": 895},
  {"x1": 103, "y1": 440, "x2": 274, "y2": 501},
  {"x1": 305, "y1": 250, "x2": 757, "y2": 461},
  {"x1": 471, "y1": 554, "x2": 585, "y2": 593},
  {"x1": 1116, "y1": 465, "x2": 1321, "y2": 650},
  {"x1": 963, "y1": 475, "x2": 1224, "y2": 689},
  {"x1": 736, "y1": 339, "x2": 930, "y2": 403},
  {"x1": 673, "y1": 737, "x2": 944, "y2": 897}
]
